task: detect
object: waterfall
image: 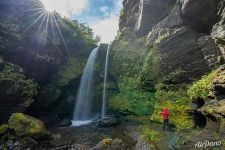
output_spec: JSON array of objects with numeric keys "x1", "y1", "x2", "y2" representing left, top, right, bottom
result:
[
  {"x1": 101, "y1": 44, "x2": 111, "y2": 119},
  {"x1": 72, "y1": 47, "x2": 99, "y2": 126},
  {"x1": 136, "y1": 0, "x2": 143, "y2": 30}
]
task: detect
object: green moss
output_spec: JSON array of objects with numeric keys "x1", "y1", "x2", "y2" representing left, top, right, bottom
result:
[
  {"x1": 108, "y1": 77, "x2": 155, "y2": 116},
  {"x1": 138, "y1": 47, "x2": 162, "y2": 82},
  {"x1": 54, "y1": 57, "x2": 86, "y2": 86},
  {"x1": 108, "y1": 95, "x2": 131, "y2": 114},
  {"x1": 153, "y1": 32, "x2": 169, "y2": 46},
  {"x1": 102, "y1": 138, "x2": 112, "y2": 146},
  {"x1": 111, "y1": 37, "x2": 148, "y2": 79},
  {"x1": 188, "y1": 70, "x2": 217, "y2": 100},
  {"x1": 139, "y1": 126, "x2": 161, "y2": 142},
  {"x1": 96, "y1": 82, "x2": 117, "y2": 91},
  {"x1": 8, "y1": 113, "x2": 46, "y2": 139},
  {"x1": 0, "y1": 124, "x2": 8, "y2": 135},
  {"x1": 119, "y1": 9, "x2": 125, "y2": 18},
  {"x1": 127, "y1": 115, "x2": 152, "y2": 124}
]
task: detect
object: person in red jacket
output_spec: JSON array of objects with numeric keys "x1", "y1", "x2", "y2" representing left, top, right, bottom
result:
[{"x1": 160, "y1": 108, "x2": 170, "y2": 130}]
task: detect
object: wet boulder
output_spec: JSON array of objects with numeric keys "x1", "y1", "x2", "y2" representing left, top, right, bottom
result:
[
  {"x1": 135, "y1": 136, "x2": 157, "y2": 150},
  {"x1": 8, "y1": 113, "x2": 46, "y2": 139},
  {"x1": 0, "y1": 124, "x2": 8, "y2": 136},
  {"x1": 90, "y1": 138, "x2": 125, "y2": 150},
  {"x1": 98, "y1": 117, "x2": 119, "y2": 127}
]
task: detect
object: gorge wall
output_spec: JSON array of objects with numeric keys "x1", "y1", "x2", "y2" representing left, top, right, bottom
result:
[{"x1": 110, "y1": 0, "x2": 225, "y2": 134}]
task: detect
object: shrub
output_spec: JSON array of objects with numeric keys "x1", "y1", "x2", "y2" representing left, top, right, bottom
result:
[
  {"x1": 151, "y1": 84, "x2": 193, "y2": 130},
  {"x1": 188, "y1": 70, "x2": 217, "y2": 100},
  {"x1": 0, "y1": 64, "x2": 37, "y2": 105},
  {"x1": 108, "y1": 77, "x2": 155, "y2": 116}
]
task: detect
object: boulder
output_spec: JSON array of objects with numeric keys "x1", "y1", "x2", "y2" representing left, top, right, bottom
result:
[
  {"x1": 0, "y1": 124, "x2": 8, "y2": 136},
  {"x1": 98, "y1": 117, "x2": 119, "y2": 127},
  {"x1": 59, "y1": 119, "x2": 72, "y2": 127},
  {"x1": 135, "y1": 136, "x2": 157, "y2": 150},
  {"x1": 5, "y1": 140, "x2": 14, "y2": 150},
  {"x1": 8, "y1": 113, "x2": 46, "y2": 139},
  {"x1": 20, "y1": 137, "x2": 38, "y2": 149},
  {"x1": 90, "y1": 138, "x2": 125, "y2": 150}
]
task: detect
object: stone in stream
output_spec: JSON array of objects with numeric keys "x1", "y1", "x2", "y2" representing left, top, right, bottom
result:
[
  {"x1": 5, "y1": 140, "x2": 14, "y2": 150},
  {"x1": 90, "y1": 138, "x2": 125, "y2": 150},
  {"x1": 98, "y1": 117, "x2": 119, "y2": 127},
  {"x1": 135, "y1": 136, "x2": 157, "y2": 150}
]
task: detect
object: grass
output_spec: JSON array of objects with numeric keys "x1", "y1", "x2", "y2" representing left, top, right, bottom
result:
[{"x1": 139, "y1": 125, "x2": 161, "y2": 142}]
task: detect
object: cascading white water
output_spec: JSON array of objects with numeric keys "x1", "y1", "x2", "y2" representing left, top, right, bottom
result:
[
  {"x1": 136, "y1": 0, "x2": 144, "y2": 30},
  {"x1": 101, "y1": 44, "x2": 111, "y2": 119},
  {"x1": 72, "y1": 47, "x2": 99, "y2": 126}
]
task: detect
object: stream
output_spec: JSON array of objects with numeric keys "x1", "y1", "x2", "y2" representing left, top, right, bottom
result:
[{"x1": 36, "y1": 119, "x2": 177, "y2": 150}]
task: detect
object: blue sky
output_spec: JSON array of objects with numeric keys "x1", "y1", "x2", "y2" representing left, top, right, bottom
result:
[{"x1": 41, "y1": 0, "x2": 122, "y2": 43}]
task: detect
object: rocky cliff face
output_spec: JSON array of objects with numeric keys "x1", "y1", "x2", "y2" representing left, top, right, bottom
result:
[
  {"x1": 115, "y1": 0, "x2": 224, "y2": 84},
  {"x1": 111, "y1": 0, "x2": 225, "y2": 144}
]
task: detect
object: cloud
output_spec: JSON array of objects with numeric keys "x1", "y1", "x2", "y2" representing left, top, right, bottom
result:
[
  {"x1": 40, "y1": 0, "x2": 87, "y2": 17},
  {"x1": 100, "y1": 6, "x2": 110, "y2": 17},
  {"x1": 41, "y1": 0, "x2": 123, "y2": 43},
  {"x1": 90, "y1": 15, "x2": 119, "y2": 43},
  {"x1": 89, "y1": 0, "x2": 122, "y2": 43}
]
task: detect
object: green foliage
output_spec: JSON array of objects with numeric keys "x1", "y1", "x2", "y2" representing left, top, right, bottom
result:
[
  {"x1": 151, "y1": 84, "x2": 193, "y2": 130},
  {"x1": 0, "y1": 64, "x2": 37, "y2": 105},
  {"x1": 138, "y1": 47, "x2": 162, "y2": 82},
  {"x1": 139, "y1": 126, "x2": 161, "y2": 142},
  {"x1": 0, "y1": 124, "x2": 8, "y2": 135},
  {"x1": 54, "y1": 57, "x2": 86, "y2": 86},
  {"x1": 155, "y1": 83, "x2": 189, "y2": 103},
  {"x1": 188, "y1": 70, "x2": 217, "y2": 100},
  {"x1": 222, "y1": 139, "x2": 225, "y2": 149},
  {"x1": 108, "y1": 77, "x2": 155, "y2": 116},
  {"x1": 120, "y1": 9, "x2": 125, "y2": 18},
  {"x1": 63, "y1": 18, "x2": 100, "y2": 45},
  {"x1": 153, "y1": 32, "x2": 169, "y2": 46},
  {"x1": 111, "y1": 37, "x2": 149, "y2": 79}
]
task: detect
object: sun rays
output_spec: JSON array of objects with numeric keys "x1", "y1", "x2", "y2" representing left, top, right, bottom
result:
[{"x1": 23, "y1": 3, "x2": 70, "y2": 54}]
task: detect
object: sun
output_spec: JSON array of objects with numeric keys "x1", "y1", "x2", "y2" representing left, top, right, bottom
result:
[
  {"x1": 40, "y1": 0, "x2": 87, "y2": 17},
  {"x1": 41, "y1": 0, "x2": 57, "y2": 12}
]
